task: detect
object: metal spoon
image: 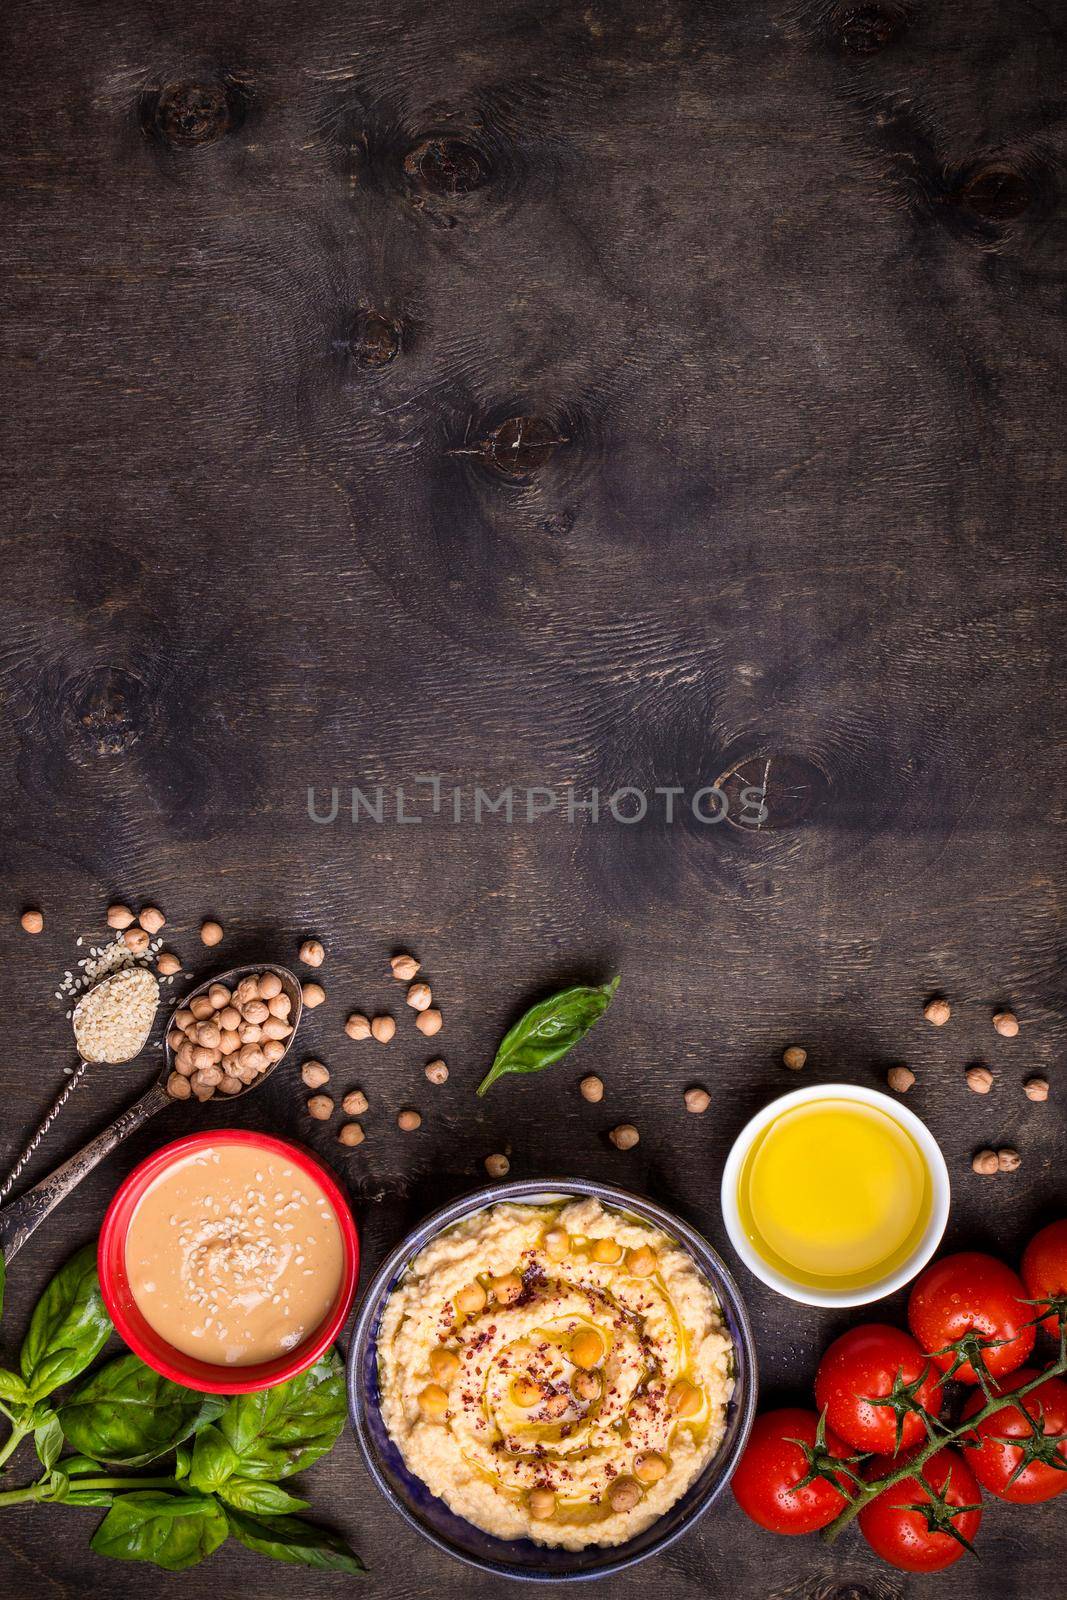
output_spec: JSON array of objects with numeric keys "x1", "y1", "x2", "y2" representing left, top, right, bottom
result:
[
  {"x1": 0, "y1": 964, "x2": 302, "y2": 1262},
  {"x1": 0, "y1": 966, "x2": 162, "y2": 1207}
]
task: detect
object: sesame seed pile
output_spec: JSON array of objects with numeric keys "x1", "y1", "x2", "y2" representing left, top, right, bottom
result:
[{"x1": 72, "y1": 964, "x2": 160, "y2": 1064}]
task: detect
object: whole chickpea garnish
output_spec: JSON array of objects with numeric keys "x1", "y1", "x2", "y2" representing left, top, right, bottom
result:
[
  {"x1": 307, "y1": 1094, "x2": 333, "y2": 1120},
  {"x1": 390, "y1": 953, "x2": 421, "y2": 981},
  {"x1": 923, "y1": 998, "x2": 951, "y2": 1026},
  {"x1": 406, "y1": 981, "x2": 433, "y2": 1012},
  {"x1": 299, "y1": 939, "x2": 325, "y2": 967},
  {"x1": 397, "y1": 1108, "x2": 421, "y2": 1131},
  {"x1": 886, "y1": 1066, "x2": 915, "y2": 1094},
  {"x1": 301, "y1": 982, "x2": 326, "y2": 1009},
  {"x1": 609, "y1": 1124, "x2": 639, "y2": 1150},
  {"x1": 684, "y1": 1087, "x2": 710, "y2": 1113},
  {"x1": 972, "y1": 1149, "x2": 999, "y2": 1176},
  {"x1": 200, "y1": 920, "x2": 224, "y2": 947},
  {"x1": 993, "y1": 1010, "x2": 1019, "y2": 1038},
  {"x1": 425, "y1": 1058, "x2": 449, "y2": 1084},
  {"x1": 782, "y1": 1046, "x2": 807, "y2": 1072},
  {"x1": 345, "y1": 1013, "x2": 371, "y2": 1040},
  {"x1": 338, "y1": 1122, "x2": 364, "y2": 1147},
  {"x1": 966, "y1": 1065, "x2": 994, "y2": 1094},
  {"x1": 371, "y1": 1015, "x2": 396, "y2": 1044},
  {"x1": 580, "y1": 1075, "x2": 604, "y2": 1103},
  {"x1": 415, "y1": 1008, "x2": 443, "y2": 1037},
  {"x1": 607, "y1": 1478, "x2": 642, "y2": 1513},
  {"x1": 527, "y1": 1487, "x2": 556, "y2": 1520},
  {"x1": 485, "y1": 1153, "x2": 510, "y2": 1178}
]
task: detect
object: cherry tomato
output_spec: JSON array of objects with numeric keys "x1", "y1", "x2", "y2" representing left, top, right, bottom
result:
[
  {"x1": 814, "y1": 1323, "x2": 942, "y2": 1454},
  {"x1": 908, "y1": 1252, "x2": 1035, "y2": 1383},
  {"x1": 961, "y1": 1368, "x2": 1067, "y2": 1504},
  {"x1": 858, "y1": 1446, "x2": 983, "y2": 1573},
  {"x1": 1022, "y1": 1219, "x2": 1067, "y2": 1342},
  {"x1": 731, "y1": 1408, "x2": 851, "y2": 1534}
]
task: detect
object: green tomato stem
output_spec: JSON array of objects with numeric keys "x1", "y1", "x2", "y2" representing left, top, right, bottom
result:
[{"x1": 821, "y1": 1346, "x2": 1067, "y2": 1544}]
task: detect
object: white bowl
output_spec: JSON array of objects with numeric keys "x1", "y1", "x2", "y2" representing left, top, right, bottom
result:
[{"x1": 720, "y1": 1082, "x2": 950, "y2": 1308}]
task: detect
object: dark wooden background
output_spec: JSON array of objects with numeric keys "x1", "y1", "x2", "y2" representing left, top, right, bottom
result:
[{"x1": 2, "y1": 0, "x2": 1065, "y2": 1595}]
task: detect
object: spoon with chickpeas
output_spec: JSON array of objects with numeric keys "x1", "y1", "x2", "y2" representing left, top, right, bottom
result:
[{"x1": 0, "y1": 964, "x2": 302, "y2": 1262}]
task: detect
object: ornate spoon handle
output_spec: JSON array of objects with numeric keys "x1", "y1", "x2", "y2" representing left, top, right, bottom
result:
[
  {"x1": 0, "y1": 1060, "x2": 92, "y2": 1203},
  {"x1": 0, "y1": 1083, "x2": 169, "y2": 1262}
]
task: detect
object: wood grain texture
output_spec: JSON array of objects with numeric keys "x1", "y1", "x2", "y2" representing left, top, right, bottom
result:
[{"x1": 1, "y1": 0, "x2": 1065, "y2": 1594}]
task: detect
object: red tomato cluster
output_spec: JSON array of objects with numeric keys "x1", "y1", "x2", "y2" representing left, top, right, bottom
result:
[{"x1": 731, "y1": 1220, "x2": 1067, "y2": 1572}]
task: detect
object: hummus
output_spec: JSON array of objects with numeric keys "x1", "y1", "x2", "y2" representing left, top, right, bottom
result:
[{"x1": 377, "y1": 1198, "x2": 734, "y2": 1548}]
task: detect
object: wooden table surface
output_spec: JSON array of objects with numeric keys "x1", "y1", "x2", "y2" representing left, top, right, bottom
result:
[{"x1": 2, "y1": 1, "x2": 1065, "y2": 1595}]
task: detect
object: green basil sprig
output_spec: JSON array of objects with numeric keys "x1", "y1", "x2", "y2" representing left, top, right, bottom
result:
[
  {"x1": 0, "y1": 1248, "x2": 363, "y2": 1575},
  {"x1": 59, "y1": 1355, "x2": 225, "y2": 1468},
  {"x1": 476, "y1": 976, "x2": 620, "y2": 1096}
]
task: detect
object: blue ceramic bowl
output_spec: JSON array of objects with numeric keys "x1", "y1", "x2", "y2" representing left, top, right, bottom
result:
[{"x1": 346, "y1": 1177, "x2": 758, "y2": 1581}]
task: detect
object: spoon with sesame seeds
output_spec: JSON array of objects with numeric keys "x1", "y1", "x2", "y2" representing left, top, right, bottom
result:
[{"x1": 0, "y1": 963, "x2": 302, "y2": 1262}]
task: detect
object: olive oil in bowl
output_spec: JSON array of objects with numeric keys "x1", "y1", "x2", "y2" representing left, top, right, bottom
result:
[{"x1": 722, "y1": 1086, "x2": 949, "y2": 1306}]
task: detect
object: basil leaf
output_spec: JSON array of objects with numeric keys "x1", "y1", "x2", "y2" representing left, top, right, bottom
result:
[
  {"x1": 48, "y1": 1468, "x2": 70, "y2": 1500},
  {"x1": 90, "y1": 1491, "x2": 229, "y2": 1571},
  {"x1": 59, "y1": 1354, "x2": 224, "y2": 1468},
  {"x1": 20, "y1": 1245, "x2": 112, "y2": 1395},
  {"x1": 0, "y1": 1367, "x2": 29, "y2": 1406},
  {"x1": 218, "y1": 1478, "x2": 310, "y2": 1515},
  {"x1": 225, "y1": 1507, "x2": 365, "y2": 1573},
  {"x1": 188, "y1": 1424, "x2": 239, "y2": 1493},
  {"x1": 174, "y1": 1442, "x2": 191, "y2": 1481},
  {"x1": 476, "y1": 977, "x2": 620, "y2": 1096},
  {"x1": 61, "y1": 1454, "x2": 104, "y2": 1475},
  {"x1": 218, "y1": 1351, "x2": 346, "y2": 1480},
  {"x1": 34, "y1": 1408, "x2": 63, "y2": 1470}
]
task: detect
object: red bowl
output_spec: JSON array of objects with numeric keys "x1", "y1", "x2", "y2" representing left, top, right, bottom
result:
[{"x1": 99, "y1": 1130, "x2": 360, "y2": 1393}]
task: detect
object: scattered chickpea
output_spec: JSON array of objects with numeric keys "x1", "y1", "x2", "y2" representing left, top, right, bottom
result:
[
  {"x1": 418, "y1": 1384, "x2": 449, "y2": 1420},
  {"x1": 966, "y1": 1065, "x2": 994, "y2": 1094},
  {"x1": 406, "y1": 981, "x2": 433, "y2": 1012},
  {"x1": 684, "y1": 1087, "x2": 710, "y2": 1114},
  {"x1": 544, "y1": 1229, "x2": 569, "y2": 1261},
  {"x1": 138, "y1": 906, "x2": 165, "y2": 935},
  {"x1": 267, "y1": 994, "x2": 290, "y2": 1019},
  {"x1": 609, "y1": 1124, "x2": 639, "y2": 1151},
  {"x1": 397, "y1": 1108, "x2": 421, "y2": 1131},
  {"x1": 302, "y1": 1060, "x2": 330, "y2": 1090},
  {"x1": 307, "y1": 1094, "x2": 334, "y2": 1120},
  {"x1": 512, "y1": 1377, "x2": 543, "y2": 1408},
  {"x1": 195, "y1": 1064, "x2": 222, "y2": 1088},
  {"x1": 571, "y1": 1369, "x2": 601, "y2": 1402},
  {"x1": 219, "y1": 1006, "x2": 241, "y2": 1030},
  {"x1": 485, "y1": 1153, "x2": 510, "y2": 1178},
  {"x1": 668, "y1": 1380, "x2": 703, "y2": 1418},
  {"x1": 924, "y1": 998, "x2": 951, "y2": 1026},
  {"x1": 997, "y1": 1147, "x2": 1021, "y2": 1172},
  {"x1": 258, "y1": 973, "x2": 283, "y2": 1000},
  {"x1": 627, "y1": 1245, "x2": 658, "y2": 1277},
  {"x1": 123, "y1": 926, "x2": 149, "y2": 955},
  {"x1": 200, "y1": 920, "x2": 224, "y2": 947},
  {"x1": 262, "y1": 1039, "x2": 285, "y2": 1063},
  {"x1": 106, "y1": 904, "x2": 134, "y2": 929},
  {"x1": 301, "y1": 982, "x2": 326, "y2": 1009},
  {"x1": 782, "y1": 1046, "x2": 807, "y2": 1072},
  {"x1": 527, "y1": 1488, "x2": 556, "y2": 1520},
  {"x1": 19, "y1": 908, "x2": 44, "y2": 934},
  {"x1": 1024, "y1": 1076, "x2": 1049, "y2": 1102},
  {"x1": 190, "y1": 996, "x2": 214, "y2": 1021},
  {"x1": 543, "y1": 1392, "x2": 569, "y2": 1419},
  {"x1": 345, "y1": 1013, "x2": 371, "y2": 1040},
  {"x1": 415, "y1": 1008, "x2": 443, "y2": 1037},
  {"x1": 371, "y1": 1014, "x2": 396, "y2": 1044},
  {"x1": 972, "y1": 1149, "x2": 999, "y2": 1176},
  {"x1": 580, "y1": 1075, "x2": 604, "y2": 1103},
  {"x1": 338, "y1": 1122, "x2": 364, "y2": 1147},
  {"x1": 571, "y1": 1327, "x2": 606, "y2": 1368},
  {"x1": 299, "y1": 939, "x2": 325, "y2": 967},
  {"x1": 234, "y1": 977, "x2": 259, "y2": 1006},
  {"x1": 490, "y1": 1271, "x2": 522, "y2": 1304},
  {"x1": 634, "y1": 1451, "x2": 668, "y2": 1485},
  {"x1": 166, "y1": 1072, "x2": 191, "y2": 1100},
  {"x1": 391, "y1": 953, "x2": 421, "y2": 981},
  {"x1": 454, "y1": 1281, "x2": 487, "y2": 1316},
  {"x1": 993, "y1": 1010, "x2": 1020, "y2": 1039},
  {"x1": 196, "y1": 1021, "x2": 221, "y2": 1049},
  {"x1": 425, "y1": 1059, "x2": 449, "y2": 1085},
  {"x1": 243, "y1": 1000, "x2": 270, "y2": 1025},
  {"x1": 591, "y1": 1238, "x2": 622, "y2": 1264},
  {"x1": 157, "y1": 952, "x2": 181, "y2": 976},
  {"x1": 342, "y1": 1089, "x2": 368, "y2": 1116},
  {"x1": 607, "y1": 1478, "x2": 642, "y2": 1513},
  {"x1": 887, "y1": 1066, "x2": 915, "y2": 1094},
  {"x1": 218, "y1": 1074, "x2": 242, "y2": 1095},
  {"x1": 429, "y1": 1347, "x2": 460, "y2": 1384}
]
